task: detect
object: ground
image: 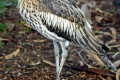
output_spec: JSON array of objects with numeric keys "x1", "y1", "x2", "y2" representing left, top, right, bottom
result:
[{"x1": 0, "y1": 0, "x2": 120, "y2": 80}]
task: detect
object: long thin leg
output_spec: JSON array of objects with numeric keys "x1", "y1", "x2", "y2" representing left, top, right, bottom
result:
[
  {"x1": 58, "y1": 41, "x2": 68, "y2": 77},
  {"x1": 53, "y1": 41, "x2": 60, "y2": 80}
]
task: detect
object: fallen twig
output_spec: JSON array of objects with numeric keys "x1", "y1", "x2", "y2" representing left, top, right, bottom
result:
[
  {"x1": 43, "y1": 60, "x2": 56, "y2": 67},
  {"x1": 43, "y1": 60, "x2": 115, "y2": 77},
  {"x1": 33, "y1": 40, "x2": 45, "y2": 43},
  {"x1": 112, "y1": 52, "x2": 120, "y2": 59},
  {"x1": 0, "y1": 38, "x2": 9, "y2": 41},
  {"x1": 109, "y1": 45, "x2": 120, "y2": 48}
]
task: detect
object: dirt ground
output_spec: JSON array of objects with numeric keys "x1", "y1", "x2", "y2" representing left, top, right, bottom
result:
[{"x1": 0, "y1": 0, "x2": 120, "y2": 80}]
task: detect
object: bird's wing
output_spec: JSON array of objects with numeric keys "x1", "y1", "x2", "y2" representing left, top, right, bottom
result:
[
  {"x1": 38, "y1": 0, "x2": 108, "y2": 53},
  {"x1": 39, "y1": 0, "x2": 86, "y2": 40},
  {"x1": 41, "y1": 0, "x2": 85, "y2": 26},
  {"x1": 33, "y1": 0, "x2": 115, "y2": 70}
]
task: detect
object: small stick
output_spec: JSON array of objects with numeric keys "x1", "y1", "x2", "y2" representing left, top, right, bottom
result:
[
  {"x1": 43, "y1": 60, "x2": 56, "y2": 67},
  {"x1": 0, "y1": 38, "x2": 9, "y2": 41},
  {"x1": 43, "y1": 60, "x2": 115, "y2": 77},
  {"x1": 109, "y1": 45, "x2": 120, "y2": 48}
]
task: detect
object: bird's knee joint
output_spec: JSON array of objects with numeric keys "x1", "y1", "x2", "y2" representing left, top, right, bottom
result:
[
  {"x1": 62, "y1": 54, "x2": 67, "y2": 58},
  {"x1": 64, "y1": 41, "x2": 69, "y2": 48}
]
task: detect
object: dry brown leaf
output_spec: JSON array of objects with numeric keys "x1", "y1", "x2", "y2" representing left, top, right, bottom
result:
[
  {"x1": 110, "y1": 27, "x2": 117, "y2": 40},
  {"x1": 106, "y1": 76, "x2": 113, "y2": 80},
  {"x1": 110, "y1": 27, "x2": 116, "y2": 35},
  {"x1": 0, "y1": 62, "x2": 4, "y2": 64},
  {"x1": 116, "y1": 68, "x2": 120, "y2": 80},
  {"x1": 81, "y1": 73, "x2": 86, "y2": 78},
  {"x1": 24, "y1": 23, "x2": 32, "y2": 29},
  {"x1": 5, "y1": 49, "x2": 20, "y2": 60},
  {"x1": 96, "y1": 8, "x2": 104, "y2": 13},
  {"x1": 33, "y1": 40, "x2": 45, "y2": 43},
  {"x1": 95, "y1": 16, "x2": 103, "y2": 23},
  {"x1": 31, "y1": 61, "x2": 41, "y2": 66},
  {"x1": 84, "y1": 49, "x2": 105, "y2": 66}
]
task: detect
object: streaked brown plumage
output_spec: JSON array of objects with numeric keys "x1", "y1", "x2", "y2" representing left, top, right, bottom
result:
[{"x1": 18, "y1": 0, "x2": 116, "y2": 80}]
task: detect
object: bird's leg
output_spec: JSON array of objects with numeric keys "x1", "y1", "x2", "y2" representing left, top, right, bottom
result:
[
  {"x1": 53, "y1": 41, "x2": 60, "y2": 80},
  {"x1": 77, "y1": 49, "x2": 92, "y2": 68},
  {"x1": 57, "y1": 41, "x2": 69, "y2": 79}
]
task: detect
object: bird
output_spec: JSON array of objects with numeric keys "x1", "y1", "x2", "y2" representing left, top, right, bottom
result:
[{"x1": 17, "y1": 0, "x2": 116, "y2": 80}]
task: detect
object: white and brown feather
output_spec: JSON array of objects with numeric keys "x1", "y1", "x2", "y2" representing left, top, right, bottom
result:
[
  {"x1": 18, "y1": 0, "x2": 116, "y2": 70},
  {"x1": 18, "y1": 0, "x2": 107, "y2": 53}
]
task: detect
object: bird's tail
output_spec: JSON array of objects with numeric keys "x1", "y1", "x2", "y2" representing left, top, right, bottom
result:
[{"x1": 80, "y1": 20, "x2": 116, "y2": 71}]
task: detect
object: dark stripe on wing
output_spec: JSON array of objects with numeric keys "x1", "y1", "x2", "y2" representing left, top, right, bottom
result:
[{"x1": 42, "y1": 0, "x2": 84, "y2": 26}]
